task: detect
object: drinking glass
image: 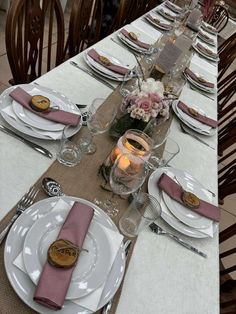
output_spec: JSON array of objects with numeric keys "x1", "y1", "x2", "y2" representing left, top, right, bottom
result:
[
  {"x1": 57, "y1": 125, "x2": 82, "y2": 167},
  {"x1": 80, "y1": 98, "x2": 117, "y2": 154},
  {"x1": 119, "y1": 192, "x2": 161, "y2": 237},
  {"x1": 143, "y1": 118, "x2": 170, "y2": 150}
]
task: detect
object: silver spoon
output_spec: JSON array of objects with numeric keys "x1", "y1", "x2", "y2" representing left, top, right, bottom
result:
[{"x1": 42, "y1": 177, "x2": 65, "y2": 197}]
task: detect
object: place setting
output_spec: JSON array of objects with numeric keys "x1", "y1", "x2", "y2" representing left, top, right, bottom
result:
[
  {"x1": 197, "y1": 30, "x2": 216, "y2": 47},
  {"x1": 200, "y1": 21, "x2": 218, "y2": 35},
  {"x1": 183, "y1": 67, "x2": 216, "y2": 94},
  {"x1": 0, "y1": 84, "x2": 82, "y2": 140},
  {"x1": 164, "y1": 0, "x2": 184, "y2": 14},
  {"x1": 144, "y1": 12, "x2": 173, "y2": 31},
  {"x1": 192, "y1": 39, "x2": 219, "y2": 62},
  {"x1": 155, "y1": 6, "x2": 177, "y2": 22}
]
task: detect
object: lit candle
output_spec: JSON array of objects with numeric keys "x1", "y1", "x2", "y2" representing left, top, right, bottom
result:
[{"x1": 118, "y1": 155, "x2": 131, "y2": 171}]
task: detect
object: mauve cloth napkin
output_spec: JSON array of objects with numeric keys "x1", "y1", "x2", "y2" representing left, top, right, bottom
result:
[
  {"x1": 158, "y1": 173, "x2": 220, "y2": 222},
  {"x1": 34, "y1": 202, "x2": 94, "y2": 310},
  {"x1": 120, "y1": 29, "x2": 150, "y2": 49},
  {"x1": 196, "y1": 43, "x2": 218, "y2": 59},
  {"x1": 178, "y1": 101, "x2": 218, "y2": 127},
  {"x1": 198, "y1": 31, "x2": 214, "y2": 44},
  {"x1": 165, "y1": 1, "x2": 183, "y2": 13},
  {"x1": 146, "y1": 14, "x2": 172, "y2": 30},
  {"x1": 10, "y1": 87, "x2": 81, "y2": 126},
  {"x1": 87, "y1": 49, "x2": 129, "y2": 75},
  {"x1": 184, "y1": 68, "x2": 214, "y2": 88}
]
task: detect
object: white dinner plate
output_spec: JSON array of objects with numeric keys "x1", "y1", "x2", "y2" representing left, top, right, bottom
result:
[
  {"x1": 117, "y1": 32, "x2": 150, "y2": 53},
  {"x1": 184, "y1": 72, "x2": 216, "y2": 94},
  {"x1": 145, "y1": 14, "x2": 172, "y2": 31},
  {"x1": 0, "y1": 84, "x2": 82, "y2": 140},
  {"x1": 156, "y1": 8, "x2": 176, "y2": 21},
  {"x1": 197, "y1": 32, "x2": 216, "y2": 47},
  {"x1": 23, "y1": 209, "x2": 112, "y2": 299},
  {"x1": 192, "y1": 43, "x2": 219, "y2": 62},
  {"x1": 201, "y1": 22, "x2": 218, "y2": 35},
  {"x1": 172, "y1": 100, "x2": 216, "y2": 136},
  {"x1": 161, "y1": 169, "x2": 212, "y2": 229},
  {"x1": 4, "y1": 196, "x2": 126, "y2": 314},
  {"x1": 84, "y1": 49, "x2": 132, "y2": 82},
  {"x1": 164, "y1": 1, "x2": 183, "y2": 13},
  {"x1": 148, "y1": 168, "x2": 218, "y2": 238}
]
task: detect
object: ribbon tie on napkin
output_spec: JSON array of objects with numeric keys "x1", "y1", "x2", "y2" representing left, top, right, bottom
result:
[
  {"x1": 87, "y1": 49, "x2": 129, "y2": 75},
  {"x1": 120, "y1": 29, "x2": 150, "y2": 50},
  {"x1": 34, "y1": 202, "x2": 94, "y2": 310},
  {"x1": 184, "y1": 68, "x2": 214, "y2": 89},
  {"x1": 146, "y1": 14, "x2": 172, "y2": 30},
  {"x1": 178, "y1": 101, "x2": 218, "y2": 127},
  {"x1": 158, "y1": 173, "x2": 220, "y2": 221},
  {"x1": 10, "y1": 87, "x2": 81, "y2": 126},
  {"x1": 196, "y1": 43, "x2": 218, "y2": 59}
]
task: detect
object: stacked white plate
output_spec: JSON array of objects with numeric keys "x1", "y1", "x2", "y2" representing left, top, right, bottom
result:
[
  {"x1": 164, "y1": 1, "x2": 183, "y2": 14},
  {"x1": 145, "y1": 13, "x2": 172, "y2": 31},
  {"x1": 197, "y1": 31, "x2": 216, "y2": 47},
  {"x1": 156, "y1": 7, "x2": 176, "y2": 21},
  {"x1": 172, "y1": 100, "x2": 216, "y2": 136},
  {"x1": 201, "y1": 22, "x2": 218, "y2": 35},
  {"x1": 148, "y1": 167, "x2": 218, "y2": 238},
  {"x1": 117, "y1": 31, "x2": 153, "y2": 54},
  {"x1": 84, "y1": 49, "x2": 133, "y2": 82},
  {"x1": 0, "y1": 84, "x2": 82, "y2": 140},
  {"x1": 184, "y1": 70, "x2": 216, "y2": 94},
  {"x1": 4, "y1": 196, "x2": 125, "y2": 314},
  {"x1": 192, "y1": 42, "x2": 219, "y2": 62}
]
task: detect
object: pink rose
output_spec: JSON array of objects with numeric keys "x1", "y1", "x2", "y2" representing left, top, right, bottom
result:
[
  {"x1": 148, "y1": 92, "x2": 162, "y2": 103},
  {"x1": 136, "y1": 97, "x2": 152, "y2": 112}
]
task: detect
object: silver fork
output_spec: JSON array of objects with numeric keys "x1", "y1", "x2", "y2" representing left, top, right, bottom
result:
[{"x1": 0, "y1": 186, "x2": 39, "y2": 244}]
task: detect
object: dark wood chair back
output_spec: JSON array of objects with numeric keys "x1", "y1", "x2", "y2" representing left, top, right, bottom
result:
[
  {"x1": 206, "y1": 4, "x2": 229, "y2": 32},
  {"x1": 131, "y1": 0, "x2": 147, "y2": 20},
  {"x1": 220, "y1": 223, "x2": 236, "y2": 312},
  {"x1": 218, "y1": 70, "x2": 236, "y2": 112},
  {"x1": 5, "y1": 0, "x2": 64, "y2": 85},
  {"x1": 218, "y1": 32, "x2": 236, "y2": 82},
  {"x1": 64, "y1": 0, "x2": 102, "y2": 58}
]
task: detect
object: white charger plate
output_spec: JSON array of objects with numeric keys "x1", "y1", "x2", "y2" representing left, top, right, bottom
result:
[
  {"x1": 184, "y1": 72, "x2": 216, "y2": 94},
  {"x1": 4, "y1": 196, "x2": 125, "y2": 314},
  {"x1": 0, "y1": 84, "x2": 82, "y2": 140},
  {"x1": 161, "y1": 169, "x2": 212, "y2": 229},
  {"x1": 117, "y1": 32, "x2": 150, "y2": 53},
  {"x1": 192, "y1": 43, "x2": 219, "y2": 62},
  {"x1": 84, "y1": 50, "x2": 132, "y2": 82},
  {"x1": 148, "y1": 168, "x2": 218, "y2": 238},
  {"x1": 23, "y1": 209, "x2": 112, "y2": 299},
  {"x1": 172, "y1": 100, "x2": 216, "y2": 136},
  {"x1": 145, "y1": 14, "x2": 172, "y2": 31}
]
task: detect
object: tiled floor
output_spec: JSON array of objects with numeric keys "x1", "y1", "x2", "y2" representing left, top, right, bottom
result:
[{"x1": 0, "y1": 4, "x2": 235, "y2": 273}]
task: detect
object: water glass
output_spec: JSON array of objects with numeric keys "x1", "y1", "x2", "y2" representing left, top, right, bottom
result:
[
  {"x1": 119, "y1": 192, "x2": 161, "y2": 237},
  {"x1": 57, "y1": 125, "x2": 82, "y2": 167}
]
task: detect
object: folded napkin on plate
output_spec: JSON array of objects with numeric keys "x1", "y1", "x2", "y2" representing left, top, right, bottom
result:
[
  {"x1": 198, "y1": 31, "x2": 214, "y2": 44},
  {"x1": 9, "y1": 87, "x2": 81, "y2": 126},
  {"x1": 159, "y1": 8, "x2": 175, "y2": 20},
  {"x1": 158, "y1": 173, "x2": 220, "y2": 221},
  {"x1": 196, "y1": 43, "x2": 218, "y2": 59},
  {"x1": 146, "y1": 14, "x2": 172, "y2": 30},
  {"x1": 184, "y1": 68, "x2": 214, "y2": 88},
  {"x1": 178, "y1": 101, "x2": 217, "y2": 127},
  {"x1": 87, "y1": 49, "x2": 129, "y2": 75},
  {"x1": 120, "y1": 29, "x2": 150, "y2": 49},
  {"x1": 202, "y1": 23, "x2": 217, "y2": 33},
  {"x1": 34, "y1": 202, "x2": 94, "y2": 310},
  {"x1": 165, "y1": 1, "x2": 183, "y2": 13}
]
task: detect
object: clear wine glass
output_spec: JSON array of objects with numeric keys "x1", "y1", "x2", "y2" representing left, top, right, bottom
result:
[{"x1": 80, "y1": 98, "x2": 117, "y2": 154}]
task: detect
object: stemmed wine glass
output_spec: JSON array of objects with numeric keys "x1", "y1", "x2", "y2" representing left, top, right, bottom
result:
[{"x1": 79, "y1": 98, "x2": 117, "y2": 154}]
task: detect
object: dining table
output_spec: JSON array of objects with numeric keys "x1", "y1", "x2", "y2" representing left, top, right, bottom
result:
[{"x1": 0, "y1": 1, "x2": 219, "y2": 314}]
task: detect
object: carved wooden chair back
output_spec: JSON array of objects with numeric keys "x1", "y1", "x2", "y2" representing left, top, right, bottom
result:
[
  {"x1": 5, "y1": 0, "x2": 64, "y2": 85},
  {"x1": 218, "y1": 70, "x2": 236, "y2": 112},
  {"x1": 64, "y1": 0, "x2": 102, "y2": 58},
  {"x1": 219, "y1": 223, "x2": 236, "y2": 313},
  {"x1": 218, "y1": 32, "x2": 236, "y2": 82},
  {"x1": 206, "y1": 4, "x2": 229, "y2": 32},
  {"x1": 131, "y1": 0, "x2": 147, "y2": 20}
]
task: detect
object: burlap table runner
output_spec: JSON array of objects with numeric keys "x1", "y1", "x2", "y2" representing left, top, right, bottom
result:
[{"x1": 0, "y1": 47, "x2": 175, "y2": 313}]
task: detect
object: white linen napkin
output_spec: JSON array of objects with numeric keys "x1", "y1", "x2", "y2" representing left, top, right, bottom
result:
[
  {"x1": 13, "y1": 198, "x2": 124, "y2": 312},
  {"x1": 2, "y1": 106, "x2": 62, "y2": 140}
]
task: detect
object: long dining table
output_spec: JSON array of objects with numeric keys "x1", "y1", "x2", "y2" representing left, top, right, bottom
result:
[{"x1": 0, "y1": 2, "x2": 219, "y2": 314}]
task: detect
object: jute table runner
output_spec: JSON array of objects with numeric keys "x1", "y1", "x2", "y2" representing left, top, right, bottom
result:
[{"x1": 0, "y1": 50, "x2": 174, "y2": 313}]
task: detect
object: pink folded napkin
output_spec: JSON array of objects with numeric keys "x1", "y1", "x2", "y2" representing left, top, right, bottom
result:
[
  {"x1": 184, "y1": 68, "x2": 214, "y2": 89},
  {"x1": 120, "y1": 29, "x2": 150, "y2": 50},
  {"x1": 198, "y1": 31, "x2": 214, "y2": 44},
  {"x1": 196, "y1": 43, "x2": 218, "y2": 59},
  {"x1": 87, "y1": 49, "x2": 129, "y2": 75},
  {"x1": 34, "y1": 202, "x2": 94, "y2": 310},
  {"x1": 146, "y1": 14, "x2": 172, "y2": 30},
  {"x1": 10, "y1": 87, "x2": 81, "y2": 126},
  {"x1": 159, "y1": 8, "x2": 175, "y2": 20},
  {"x1": 165, "y1": 1, "x2": 183, "y2": 13},
  {"x1": 178, "y1": 101, "x2": 218, "y2": 127},
  {"x1": 158, "y1": 173, "x2": 220, "y2": 221}
]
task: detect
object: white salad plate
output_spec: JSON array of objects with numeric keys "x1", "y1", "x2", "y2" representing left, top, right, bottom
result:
[
  {"x1": 4, "y1": 196, "x2": 126, "y2": 314},
  {"x1": 172, "y1": 100, "x2": 216, "y2": 136},
  {"x1": 192, "y1": 42, "x2": 219, "y2": 62},
  {"x1": 23, "y1": 209, "x2": 112, "y2": 299},
  {"x1": 0, "y1": 84, "x2": 82, "y2": 140},
  {"x1": 148, "y1": 168, "x2": 218, "y2": 238},
  {"x1": 84, "y1": 49, "x2": 132, "y2": 82}
]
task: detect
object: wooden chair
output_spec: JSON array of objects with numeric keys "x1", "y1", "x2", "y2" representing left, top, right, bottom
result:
[
  {"x1": 218, "y1": 32, "x2": 236, "y2": 82},
  {"x1": 218, "y1": 70, "x2": 236, "y2": 112},
  {"x1": 206, "y1": 4, "x2": 229, "y2": 32},
  {"x1": 5, "y1": 0, "x2": 64, "y2": 85},
  {"x1": 131, "y1": 0, "x2": 147, "y2": 20},
  {"x1": 220, "y1": 223, "x2": 236, "y2": 313},
  {"x1": 64, "y1": 0, "x2": 102, "y2": 58}
]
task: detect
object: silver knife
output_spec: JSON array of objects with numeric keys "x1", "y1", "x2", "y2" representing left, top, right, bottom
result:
[
  {"x1": 149, "y1": 223, "x2": 207, "y2": 258},
  {"x1": 102, "y1": 240, "x2": 132, "y2": 314},
  {"x1": 69, "y1": 61, "x2": 116, "y2": 91},
  {"x1": 0, "y1": 124, "x2": 53, "y2": 158}
]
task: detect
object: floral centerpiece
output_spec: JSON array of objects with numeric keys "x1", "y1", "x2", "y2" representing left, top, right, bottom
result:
[{"x1": 109, "y1": 78, "x2": 170, "y2": 138}]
